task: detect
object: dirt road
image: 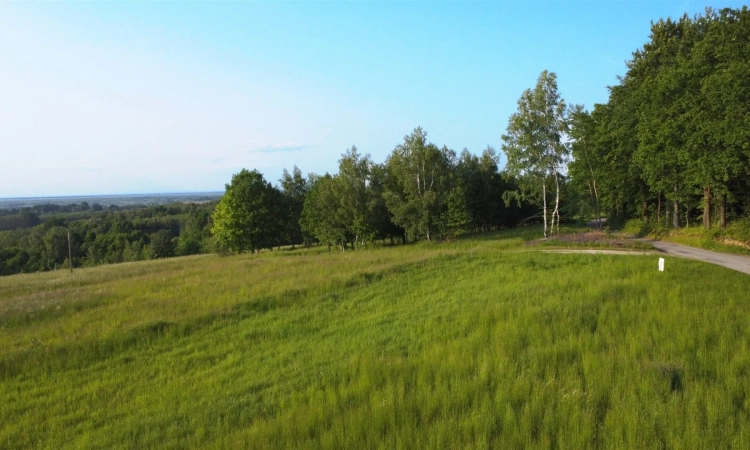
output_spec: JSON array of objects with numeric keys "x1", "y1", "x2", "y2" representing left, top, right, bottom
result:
[
  {"x1": 642, "y1": 239, "x2": 750, "y2": 276},
  {"x1": 583, "y1": 219, "x2": 750, "y2": 275}
]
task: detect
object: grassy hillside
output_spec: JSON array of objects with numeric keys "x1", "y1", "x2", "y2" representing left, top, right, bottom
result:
[{"x1": 1, "y1": 228, "x2": 749, "y2": 448}]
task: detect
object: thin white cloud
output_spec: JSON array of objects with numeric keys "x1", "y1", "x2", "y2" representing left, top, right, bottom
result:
[{"x1": 255, "y1": 144, "x2": 306, "y2": 154}]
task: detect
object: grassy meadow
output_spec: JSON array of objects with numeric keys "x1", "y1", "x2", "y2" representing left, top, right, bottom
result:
[{"x1": 1, "y1": 227, "x2": 749, "y2": 449}]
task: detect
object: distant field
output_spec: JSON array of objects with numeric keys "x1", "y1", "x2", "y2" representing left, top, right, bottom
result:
[
  {"x1": 0, "y1": 192, "x2": 223, "y2": 209},
  {"x1": 1, "y1": 227, "x2": 749, "y2": 448}
]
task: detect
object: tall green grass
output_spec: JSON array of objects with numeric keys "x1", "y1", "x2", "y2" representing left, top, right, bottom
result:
[{"x1": 1, "y1": 228, "x2": 748, "y2": 448}]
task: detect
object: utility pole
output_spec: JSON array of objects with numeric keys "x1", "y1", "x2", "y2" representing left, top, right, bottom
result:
[{"x1": 67, "y1": 229, "x2": 73, "y2": 274}]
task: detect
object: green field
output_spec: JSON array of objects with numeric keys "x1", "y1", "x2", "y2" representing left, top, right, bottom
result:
[{"x1": 1, "y1": 228, "x2": 749, "y2": 449}]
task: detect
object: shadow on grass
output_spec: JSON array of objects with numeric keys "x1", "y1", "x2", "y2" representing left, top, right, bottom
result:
[{"x1": 0, "y1": 259, "x2": 426, "y2": 381}]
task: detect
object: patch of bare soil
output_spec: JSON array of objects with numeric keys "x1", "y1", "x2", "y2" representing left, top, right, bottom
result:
[
  {"x1": 540, "y1": 249, "x2": 655, "y2": 255},
  {"x1": 527, "y1": 230, "x2": 639, "y2": 248}
]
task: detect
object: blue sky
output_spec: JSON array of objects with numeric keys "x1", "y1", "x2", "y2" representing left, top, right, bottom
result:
[{"x1": 0, "y1": 1, "x2": 744, "y2": 197}]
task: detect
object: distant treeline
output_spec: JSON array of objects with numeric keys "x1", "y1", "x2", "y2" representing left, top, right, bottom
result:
[
  {"x1": 0, "y1": 202, "x2": 215, "y2": 275},
  {"x1": 0, "y1": 192, "x2": 223, "y2": 211},
  {"x1": 0, "y1": 202, "x2": 142, "y2": 232}
]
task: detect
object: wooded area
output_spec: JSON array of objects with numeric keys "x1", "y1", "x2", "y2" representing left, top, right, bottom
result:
[
  {"x1": 211, "y1": 134, "x2": 534, "y2": 255},
  {"x1": 568, "y1": 7, "x2": 750, "y2": 230},
  {"x1": 0, "y1": 203, "x2": 214, "y2": 275}
]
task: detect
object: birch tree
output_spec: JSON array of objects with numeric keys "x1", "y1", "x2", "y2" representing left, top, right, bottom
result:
[
  {"x1": 336, "y1": 146, "x2": 374, "y2": 248},
  {"x1": 501, "y1": 71, "x2": 569, "y2": 237},
  {"x1": 300, "y1": 174, "x2": 348, "y2": 252},
  {"x1": 384, "y1": 127, "x2": 451, "y2": 241}
]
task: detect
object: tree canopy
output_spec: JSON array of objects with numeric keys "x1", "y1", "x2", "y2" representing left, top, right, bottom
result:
[
  {"x1": 502, "y1": 70, "x2": 569, "y2": 237},
  {"x1": 212, "y1": 169, "x2": 278, "y2": 254},
  {"x1": 568, "y1": 7, "x2": 750, "y2": 229}
]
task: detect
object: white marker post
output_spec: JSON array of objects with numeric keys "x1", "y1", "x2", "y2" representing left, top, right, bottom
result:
[{"x1": 658, "y1": 258, "x2": 665, "y2": 272}]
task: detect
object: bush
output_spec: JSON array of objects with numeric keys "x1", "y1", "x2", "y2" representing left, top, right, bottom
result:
[{"x1": 724, "y1": 217, "x2": 750, "y2": 243}]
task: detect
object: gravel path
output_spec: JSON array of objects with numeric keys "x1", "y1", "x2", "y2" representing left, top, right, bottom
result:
[
  {"x1": 641, "y1": 239, "x2": 750, "y2": 276},
  {"x1": 583, "y1": 219, "x2": 750, "y2": 275},
  {"x1": 541, "y1": 249, "x2": 656, "y2": 255}
]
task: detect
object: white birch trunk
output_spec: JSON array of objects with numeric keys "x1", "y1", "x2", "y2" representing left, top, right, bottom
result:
[
  {"x1": 553, "y1": 168, "x2": 560, "y2": 235},
  {"x1": 542, "y1": 179, "x2": 548, "y2": 238}
]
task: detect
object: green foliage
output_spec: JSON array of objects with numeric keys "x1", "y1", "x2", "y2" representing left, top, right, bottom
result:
[
  {"x1": 278, "y1": 166, "x2": 310, "y2": 247},
  {"x1": 1, "y1": 229, "x2": 750, "y2": 448},
  {"x1": 176, "y1": 209, "x2": 211, "y2": 256},
  {"x1": 300, "y1": 174, "x2": 349, "y2": 251},
  {"x1": 150, "y1": 230, "x2": 176, "y2": 259},
  {"x1": 568, "y1": 7, "x2": 750, "y2": 229},
  {"x1": 0, "y1": 212, "x2": 41, "y2": 231},
  {"x1": 384, "y1": 128, "x2": 453, "y2": 242},
  {"x1": 444, "y1": 180, "x2": 471, "y2": 237},
  {"x1": 212, "y1": 169, "x2": 278, "y2": 254},
  {"x1": 0, "y1": 202, "x2": 215, "y2": 275},
  {"x1": 42, "y1": 226, "x2": 69, "y2": 270},
  {"x1": 335, "y1": 146, "x2": 377, "y2": 247}
]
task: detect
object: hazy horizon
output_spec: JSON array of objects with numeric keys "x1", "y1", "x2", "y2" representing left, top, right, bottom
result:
[
  {"x1": 0, "y1": 191, "x2": 225, "y2": 210},
  {"x1": 2, "y1": 1, "x2": 745, "y2": 198},
  {"x1": 0, "y1": 191, "x2": 225, "y2": 201}
]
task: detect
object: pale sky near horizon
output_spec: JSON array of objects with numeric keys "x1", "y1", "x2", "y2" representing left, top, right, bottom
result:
[{"x1": 1, "y1": 1, "x2": 745, "y2": 198}]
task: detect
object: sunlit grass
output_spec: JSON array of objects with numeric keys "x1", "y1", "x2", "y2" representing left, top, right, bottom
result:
[{"x1": 1, "y1": 226, "x2": 749, "y2": 448}]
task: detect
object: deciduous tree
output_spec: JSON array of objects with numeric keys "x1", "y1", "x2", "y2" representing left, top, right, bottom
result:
[
  {"x1": 212, "y1": 169, "x2": 278, "y2": 254},
  {"x1": 502, "y1": 71, "x2": 569, "y2": 236}
]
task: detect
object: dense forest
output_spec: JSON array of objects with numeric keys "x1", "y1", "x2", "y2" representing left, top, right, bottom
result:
[
  {"x1": 1, "y1": 6, "x2": 748, "y2": 274},
  {"x1": 567, "y1": 7, "x2": 750, "y2": 229},
  {"x1": 0, "y1": 202, "x2": 216, "y2": 275}
]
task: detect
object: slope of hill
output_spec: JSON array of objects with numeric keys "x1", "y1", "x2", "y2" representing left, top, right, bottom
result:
[{"x1": 1, "y1": 228, "x2": 748, "y2": 448}]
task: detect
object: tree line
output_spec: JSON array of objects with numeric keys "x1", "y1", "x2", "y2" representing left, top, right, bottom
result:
[
  {"x1": 212, "y1": 131, "x2": 535, "y2": 254},
  {"x1": 0, "y1": 141, "x2": 534, "y2": 275},
  {"x1": 214, "y1": 7, "x2": 750, "y2": 253}
]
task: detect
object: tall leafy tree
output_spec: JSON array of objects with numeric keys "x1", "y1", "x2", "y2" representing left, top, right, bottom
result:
[
  {"x1": 369, "y1": 163, "x2": 405, "y2": 244},
  {"x1": 384, "y1": 128, "x2": 452, "y2": 241},
  {"x1": 43, "y1": 226, "x2": 69, "y2": 269},
  {"x1": 150, "y1": 230, "x2": 176, "y2": 259},
  {"x1": 608, "y1": 7, "x2": 750, "y2": 228},
  {"x1": 630, "y1": 15, "x2": 698, "y2": 228},
  {"x1": 568, "y1": 105, "x2": 604, "y2": 226},
  {"x1": 300, "y1": 174, "x2": 349, "y2": 252},
  {"x1": 686, "y1": 7, "x2": 750, "y2": 228},
  {"x1": 176, "y1": 208, "x2": 211, "y2": 255},
  {"x1": 211, "y1": 169, "x2": 278, "y2": 254},
  {"x1": 279, "y1": 166, "x2": 309, "y2": 247},
  {"x1": 444, "y1": 179, "x2": 472, "y2": 237}
]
